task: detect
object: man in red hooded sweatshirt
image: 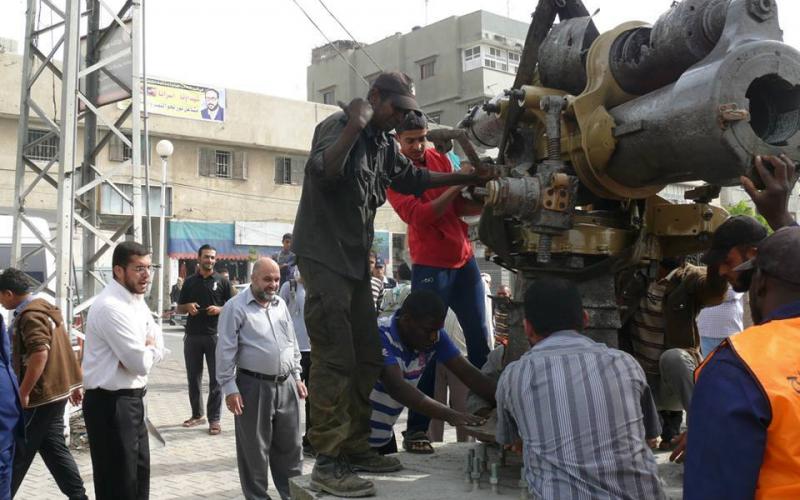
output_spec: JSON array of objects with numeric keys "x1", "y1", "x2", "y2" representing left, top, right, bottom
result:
[{"x1": 387, "y1": 113, "x2": 489, "y2": 453}]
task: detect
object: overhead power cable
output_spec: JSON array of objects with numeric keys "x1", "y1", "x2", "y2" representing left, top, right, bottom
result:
[
  {"x1": 289, "y1": 0, "x2": 369, "y2": 85},
  {"x1": 315, "y1": 0, "x2": 383, "y2": 73}
]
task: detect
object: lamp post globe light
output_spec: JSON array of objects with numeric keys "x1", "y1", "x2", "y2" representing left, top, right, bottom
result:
[{"x1": 156, "y1": 139, "x2": 174, "y2": 159}]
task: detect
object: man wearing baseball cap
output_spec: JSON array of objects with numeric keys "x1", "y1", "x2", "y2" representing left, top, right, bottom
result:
[
  {"x1": 697, "y1": 216, "x2": 767, "y2": 356},
  {"x1": 701, "y1": 216, "x2": 768, "y2": 292},
  {"x1": 292, "y1": 71, "x2": 494, "y2": 497},
  {"x1": 369, "y1": 72, "x2": 422, "y2": 116},
  {"x1": 695, "y1": 154, "x2": 799, "y2": 355},
  {"x1": 685, "y1": 226, "x2": 800, "y2": 499},
  {"x1": 666, "y1": 154, "x2": 798, "y2": 463},
  {"x1": 702, "y1": 154, "x2": 799, "y2": 293}
]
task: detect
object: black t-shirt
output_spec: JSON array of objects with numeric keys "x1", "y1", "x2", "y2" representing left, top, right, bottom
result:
[{"x1": 178, "y1": 272, "x2": 233, "y2": 335}]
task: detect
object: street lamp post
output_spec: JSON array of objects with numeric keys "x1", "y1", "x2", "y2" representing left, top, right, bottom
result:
[{"x1": 155, "y1": 140, "x2": 173, "y2": 327}]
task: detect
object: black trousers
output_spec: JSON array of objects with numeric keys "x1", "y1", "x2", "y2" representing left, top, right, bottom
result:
[
  {"x1": 83, "y1": 389, "x2": 149, "y2": 500},
  {"x1": 184, "y1": 334, "x2": 222, "y2": 422},
  {"x1": 11, "y1": 398, "x2": 87, "y2": 499}
]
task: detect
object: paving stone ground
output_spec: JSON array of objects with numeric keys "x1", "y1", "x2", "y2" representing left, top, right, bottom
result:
[
  {"x1": 16, "y1": 327, "x2": 313, "y2": 500},
  {"x1": 16, "y1": 326, "x2": 683, "y2": 499}
]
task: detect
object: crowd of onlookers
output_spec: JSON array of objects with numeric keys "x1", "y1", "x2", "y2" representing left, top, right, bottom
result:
[{"x1": 0, "y1": 68, "x2": 798, "y2": 500}]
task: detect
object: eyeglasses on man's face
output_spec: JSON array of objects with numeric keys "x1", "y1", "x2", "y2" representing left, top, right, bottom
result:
[{"x1": 129, "y1": 264, "x2": 161, "y2": 275}]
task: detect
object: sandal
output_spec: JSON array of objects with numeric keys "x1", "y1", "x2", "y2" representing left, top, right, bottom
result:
[
  {"x1": 208, "y1": 421, "x2": 221, "y2": 435},
  {"x1": 403, "y1": 431, "x2": 434, "y2": 454},
  {"x1": 182, "y1": 416, "x2": 206, "y2": 428}
]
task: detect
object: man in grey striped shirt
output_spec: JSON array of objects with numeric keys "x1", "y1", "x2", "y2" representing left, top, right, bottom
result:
[{"x1": 496, "y1": 277, "x2": 665, "y2": 499}]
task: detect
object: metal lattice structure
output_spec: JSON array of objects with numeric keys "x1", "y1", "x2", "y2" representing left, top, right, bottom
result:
[{"x1": 12, "y1": 0, "x2": 144, "y2": 327}]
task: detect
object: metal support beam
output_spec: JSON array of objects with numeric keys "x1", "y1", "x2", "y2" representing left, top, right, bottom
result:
[
  {"x1": 52, "y1": 0, "x2": 80, "y2": 316},
  {"x1": 13, "y1": 0, "x2": 147, "y2": 334},
  {"x1": 129, "y1": 0, "x2": 143, "y2": 244}
]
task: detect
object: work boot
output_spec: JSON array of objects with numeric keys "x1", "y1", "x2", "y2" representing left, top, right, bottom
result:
[
  {"x1": 309, "y1": 454, "x2": 376, "y2": 498},
  {"x1": 346, "y1": 449, "x2": 403, "y2": 473}
]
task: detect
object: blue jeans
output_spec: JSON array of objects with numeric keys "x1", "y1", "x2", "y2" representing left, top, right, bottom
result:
[
  {"x1": 0, "y1": 444, "x2": 12, "y2": 500},
  {"x1": 406, "y1": 257, "x2": 490, "y2": 435},
  {"x1": 700, "y1": 336, "x2": 725, "y2": 357}
]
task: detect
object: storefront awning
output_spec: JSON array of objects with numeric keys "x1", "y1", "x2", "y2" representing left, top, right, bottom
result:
[{"x1": 168, "y1": 220, "x2": 278, "y2": 261}]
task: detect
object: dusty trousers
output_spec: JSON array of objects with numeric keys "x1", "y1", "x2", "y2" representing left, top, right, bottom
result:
[{"x1": 298, "y1": 257, "x2": 382, "y2": 458}]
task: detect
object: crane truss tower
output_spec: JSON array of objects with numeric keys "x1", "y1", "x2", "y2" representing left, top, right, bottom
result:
[{"x1": 12, "y1": 0, "x2": 145, "y2": 328}]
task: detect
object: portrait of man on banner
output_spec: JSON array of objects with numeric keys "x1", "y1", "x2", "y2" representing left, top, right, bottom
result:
[{"x1": 200, "y1": 88, "x2": 225, "y2": 122}]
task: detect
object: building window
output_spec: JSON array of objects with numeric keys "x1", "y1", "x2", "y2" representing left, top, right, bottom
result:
[
  {"x1": 463, "y1": 46, "x2": 482, "y2": 72},
  {"x1": 109, "y1": 133, "x2": 149, "y2": 162},
  {"x1": 274, "y1": 155, "x2": 307, "y2": 186},
  {"x1": 122, "y1": 140, "x2": 133, "y2": 161},
  {"x1": 321, "y1": 89, "x2": 335, "y2": 105},
  {"x1": 215, "y1": 150, "x2": 232, "y2": 178},
  {"x1": 420, "y1": 60, "x2": 435, "y2": 80},
  {"x1": 99, "y1": 183, "x2": 173, "y2": 216},
  {"x1": 508, "y1": 51, "x2": 520, "y2": 73},
  {"x1": 275, "y1": 157, "x2": 291, "y2": 184},
  {"x1": 485, "y1": 47, "x2": 508, "y2": 72},
  {"x1": 26, "y1": 129, "x2": 59, "y2": 162},
  {"x1": 198, "y1": 147, "x2": 247, "y2": 179},
  {"x1": 426, "y1": 112, "x2": 441, "y2": 124}
]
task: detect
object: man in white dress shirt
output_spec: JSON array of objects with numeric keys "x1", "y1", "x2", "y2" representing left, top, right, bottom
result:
[
  {"x1": 82, "y1": 241, "x2": 164, "y2": 500},
  {"x1": 217, "y1": 257, "x2": 306, "y2": 500}
]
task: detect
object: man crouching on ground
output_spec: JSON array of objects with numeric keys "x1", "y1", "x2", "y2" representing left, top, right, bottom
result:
[
  {"x1": 496, "y1": 277, "x2": 665, "y2": 499},
  {"x1": 367, "y1": 290, "x2": 495, "y2": 456}
]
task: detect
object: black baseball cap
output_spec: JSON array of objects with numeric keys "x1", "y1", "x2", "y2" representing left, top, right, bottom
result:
[
  {"x1": 701, "y1": 215, "x2": 768, "y2": 265},
  {"x1": 371, "y1": 72, "x2": 421, "y2": 114},
  {"x1": 733, "y1": 226, "x2": 800, "y2": 286}
]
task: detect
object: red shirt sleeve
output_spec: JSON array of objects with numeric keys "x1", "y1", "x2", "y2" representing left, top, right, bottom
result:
[{"x1": 387, "y1": 187, "x2": 445, "y2": 227}]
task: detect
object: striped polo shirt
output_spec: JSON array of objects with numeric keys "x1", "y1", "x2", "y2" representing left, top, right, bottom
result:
[
  {"x1": 368, "y1": 314, "x2": 459, "y2": 448},
  {"x1": 496, "y1": 330, "x2": 665, "y2": 499},
  {"x1": 630, "y1": 280, "x2": 668, "y2": 375}
]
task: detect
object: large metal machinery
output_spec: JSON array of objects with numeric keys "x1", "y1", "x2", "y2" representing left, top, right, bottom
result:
[{"x1": 444, "y1": 0, "x2": 800, "y2": 357}]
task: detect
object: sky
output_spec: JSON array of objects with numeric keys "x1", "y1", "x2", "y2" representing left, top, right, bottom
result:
[{"x1": 1, "y1": 0, "x2": 799, "y2": 101}]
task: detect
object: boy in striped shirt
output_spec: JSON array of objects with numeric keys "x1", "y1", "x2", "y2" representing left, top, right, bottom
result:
[{"x1": 364, "y1": 290, "x2": 495, "y2": 464}]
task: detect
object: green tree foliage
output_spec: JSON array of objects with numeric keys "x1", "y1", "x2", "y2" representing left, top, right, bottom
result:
[{"x1": 725, "y1": 200, "x2": 771, "y2": 233}]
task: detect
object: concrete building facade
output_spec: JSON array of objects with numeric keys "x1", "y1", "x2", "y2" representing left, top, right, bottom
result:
[
  {"x1": 0, "y1": 51, "x2": 410, "y2": 305},
  {"x1": 307, "y1": 10, "x2": 529, "y2": 128}
]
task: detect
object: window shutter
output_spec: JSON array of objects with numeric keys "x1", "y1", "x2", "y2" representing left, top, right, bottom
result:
[
  {"x1": 109, "y1": 134, "x2": 125, "y2": 162},
  {"x1": 274, "y1": 156, "x2": 285, "y2": 184},
  {"x1": 292, "y1": 156, "x2": 306, "y2": 186},
  {"x1": 233, "y1": 151, "x2": 247, "y2": 180},
  {"x1": 199, "y1": 147, "x2": 214, "y2": 177}
]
